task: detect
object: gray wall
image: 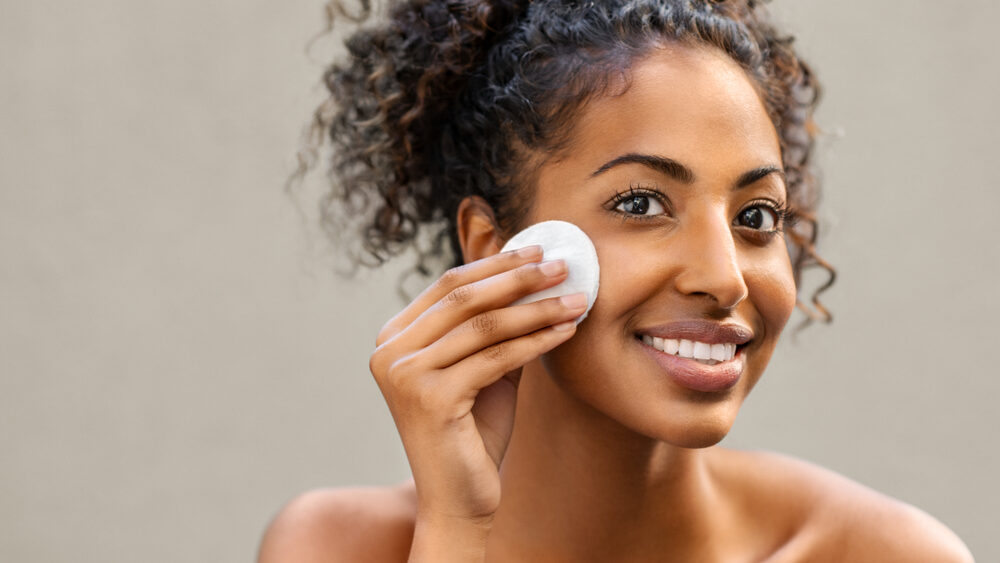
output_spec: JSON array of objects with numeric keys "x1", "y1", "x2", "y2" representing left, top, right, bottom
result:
[{"x1": 1, "y1": 1, "x2": 996, "y2": 561}]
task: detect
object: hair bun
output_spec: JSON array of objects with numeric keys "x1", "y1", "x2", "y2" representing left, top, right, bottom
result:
[{"x1": 388, "y1": 0, "x2": 531, "y2": 134}]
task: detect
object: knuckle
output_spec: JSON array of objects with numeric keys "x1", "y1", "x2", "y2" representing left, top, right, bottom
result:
[
  {"x1": 437, "y1": 265, "x2": 468, "y2": 290},
  {"x1": 379, "y1": 353, "x2": 417, "y2": 391},
  {"x1": 470, "y1": 311, "x2": 500, "y2": 336},
  {"x1": 368, "y1": 344, "x2": 395, "y2": 381},
  {"x1": 380, "y1": 362, "x2": 462, "y2": 422},
  {"x1": 375, "y1": 325, "x2": 394, "y2": 348},
  {"x1": 443, "y1": 284, "x2": 474, "y2": 307},
  {"x1": 368, "y1": 350, "x2": 385, "y2": 379},
  {"x1": 482, "y1": 340, "x2": 510, "y2": 364},
  {"x1": 376, "y1": 309, "x2": 409, "y2": 347},
  {"x1": 389, "y1": 353, "x2": 418, "y2": 378}
]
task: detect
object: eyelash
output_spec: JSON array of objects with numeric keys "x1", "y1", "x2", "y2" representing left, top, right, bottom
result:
[
  {"x1": 606, "y1": 185, "x2": 668, "y2": 223},
  {"x1": 606, "y1": 184, "x2": 799, "y2": 238}
]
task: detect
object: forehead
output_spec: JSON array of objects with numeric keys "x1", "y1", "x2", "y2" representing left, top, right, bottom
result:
[{"x1": 552, "y1": 43, "x2": 781, "y2": 176}]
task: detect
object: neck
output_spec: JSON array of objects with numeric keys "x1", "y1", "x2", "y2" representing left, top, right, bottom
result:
[{"x1": 486, "y1": 360, "x2": 729, "y2": 560}]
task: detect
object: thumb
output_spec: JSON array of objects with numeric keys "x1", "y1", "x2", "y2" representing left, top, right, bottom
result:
[{"x1": 472, "y1": 367, "x2": 523, "y2": 468}]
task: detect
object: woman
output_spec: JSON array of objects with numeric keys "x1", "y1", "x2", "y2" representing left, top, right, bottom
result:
[{"x1": 260, "y1": 0, "x2": 972, "y2": 560}]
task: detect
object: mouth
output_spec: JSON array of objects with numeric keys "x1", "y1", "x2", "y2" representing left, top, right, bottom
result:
[
  {"x1": 633, "y1": 332, "x2": 751, "y2": 393},
  {"x1": 634, "y1": 334, "x2": 749, "y2": 366}
]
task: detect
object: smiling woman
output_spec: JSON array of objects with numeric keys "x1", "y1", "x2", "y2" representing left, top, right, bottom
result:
[{"x1": 258, "y1": 1, "x2": 973, "y2": 561}]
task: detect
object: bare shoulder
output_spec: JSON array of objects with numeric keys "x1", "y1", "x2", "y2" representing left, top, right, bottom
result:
[
  {"x1": 715, "y1": 448, "x2": 974, "y2": 562},
  {"x1": 257, "y1": 479, "x2": 417, "y2": 563}
]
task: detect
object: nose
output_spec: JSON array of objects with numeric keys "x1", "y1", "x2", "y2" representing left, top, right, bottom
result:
[{"x1": 672, "y1": 208, "x2": 749, "y2": 310}]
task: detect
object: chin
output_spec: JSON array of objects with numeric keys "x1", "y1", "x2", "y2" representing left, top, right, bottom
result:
[
  {"x1": 660, "y1": 420, "x2": 733, "y2": 449},
  {"x1": 613, "y1": 397, "x2": 737, "y2": 448}
]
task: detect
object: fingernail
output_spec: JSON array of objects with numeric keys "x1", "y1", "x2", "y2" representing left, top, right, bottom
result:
[
  {"x1": 552, "y1": 320, "x2": 576, "y2": 331},
  {"x1": 560, "y1": 293, "x2": 587, "y2": 309},
  {"x1": 516, "y1": 245, "x2": 542, "y2": 258},
  {"x1": 538, "y1": 260, "x2": 566, "y2": 277}
]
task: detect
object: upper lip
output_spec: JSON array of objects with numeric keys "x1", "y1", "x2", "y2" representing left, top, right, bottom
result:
[{"x1": 636, "y1": 320, "x2": 754, "y2": 346}]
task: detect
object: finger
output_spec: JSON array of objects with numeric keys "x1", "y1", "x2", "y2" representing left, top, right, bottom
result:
[
  {"x1": 443, "y1": 321, "x2": 578, "y2": 394},
  {"x1": 423, "y1": 293, "x2": 588, "y2": 369},
  {"x1": 376, "y1": 245, "x2": 543, "y2": 346},
  {"x1": 395, "y1": 257, "x2": 571, "y2": 351}
]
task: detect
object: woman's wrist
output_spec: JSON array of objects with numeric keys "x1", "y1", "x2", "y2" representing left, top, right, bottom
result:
[{"x1": 408, "y1": 512, "x2": 494, "y2": 563}]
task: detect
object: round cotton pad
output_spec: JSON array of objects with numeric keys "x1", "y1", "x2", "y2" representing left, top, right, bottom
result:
[{"x1": 500, "y1": 220, "x2": 600, "y2": 324}]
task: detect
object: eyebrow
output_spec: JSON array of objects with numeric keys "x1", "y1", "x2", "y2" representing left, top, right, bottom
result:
[{"x1": 590, "y1": 153, "x2": 786, "y2": 191}]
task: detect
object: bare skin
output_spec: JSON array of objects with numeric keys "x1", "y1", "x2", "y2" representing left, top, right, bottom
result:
[
  {"x1": 259, "y1": 44, "x2": 973, "y2": 562},
  {"x1": 259, "y1": 450, "x2": 969, "y2": 562}
]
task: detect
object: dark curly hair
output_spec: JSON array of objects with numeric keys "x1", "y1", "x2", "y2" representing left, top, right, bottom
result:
[{"x1": 296, "y1": 0, "x2": 836, "y2": 326}]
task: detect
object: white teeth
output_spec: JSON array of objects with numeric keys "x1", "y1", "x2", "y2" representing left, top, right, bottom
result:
[
  {"x1": 692, "y1": 341, "x2": 712, "y2": 361},
  {"x1": 711, "y1": 343, "x2": 728, "y2": 362},
  {"x1": 641, "y1": 335, "x2": 737, "y2": 362}
]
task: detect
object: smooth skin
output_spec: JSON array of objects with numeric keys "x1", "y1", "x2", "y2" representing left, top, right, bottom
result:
[{"x1": 259, "y1": 44, "x2": 973, "y2": 562}]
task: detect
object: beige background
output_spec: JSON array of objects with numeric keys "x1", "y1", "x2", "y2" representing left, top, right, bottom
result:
[{"x1": 2, "y1": 1, "x2": 997, "y2": 561}]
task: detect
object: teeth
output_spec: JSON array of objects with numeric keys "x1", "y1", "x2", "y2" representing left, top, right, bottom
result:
[
  {"x1": 692, "y1": 341, "x2": 712, "y2": 361},
  {"x1": 641, "y1": 335, "x2": 738, "y2": 363},
  {"x1": 711, "y1": 343, "x2": 728, "y2": 362}
]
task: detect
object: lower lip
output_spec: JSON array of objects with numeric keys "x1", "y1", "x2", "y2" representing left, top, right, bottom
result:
[{"x1": 637, "y1": 338, "x2": 746, "y2": 393}]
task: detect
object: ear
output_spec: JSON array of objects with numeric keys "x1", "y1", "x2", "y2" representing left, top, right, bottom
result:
[{"x1": 457, "y1": 196, "x2": 504, "y2": 264}]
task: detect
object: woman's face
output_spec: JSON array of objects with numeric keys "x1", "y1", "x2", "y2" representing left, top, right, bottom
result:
[{"x1": 524, "y1": 44, "x2": 797, "y2": 447}]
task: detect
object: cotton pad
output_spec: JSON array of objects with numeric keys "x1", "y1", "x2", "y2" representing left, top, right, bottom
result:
[{"x1": 500, "y1": 220, "x2": 600, "y2": 323}]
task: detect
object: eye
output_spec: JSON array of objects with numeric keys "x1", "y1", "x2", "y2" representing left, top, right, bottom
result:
[
  {"x1": 734, "y1": 200, "x2": 789, "y2": 232},
  {"x1": 611, "y1": 187, "x2": 668, "y2": 218},
  {"x1": 616, "y1": 195, "x2": 665, "y2": 216}
]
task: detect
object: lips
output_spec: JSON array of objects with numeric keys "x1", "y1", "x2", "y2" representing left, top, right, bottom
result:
[
  {"x1": 635, "y1": 320, "x2": 753, "y2": 393},
  {"x1": 636, "y1": 320, "x2": 753, "y2": 345}
]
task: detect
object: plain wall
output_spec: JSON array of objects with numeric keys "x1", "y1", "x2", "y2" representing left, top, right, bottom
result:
[{"x1": 1, "y1": 1, "x2": 997, "y2": 561}]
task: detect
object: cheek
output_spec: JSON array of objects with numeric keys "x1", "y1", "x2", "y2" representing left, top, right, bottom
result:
[
  {"x1": 746, "y1": 249, "x2": 798, "y2": 341},
  {"x1": 537, "y1": 237, "x2": 654, "y2": 377},
  {"x1": 573, "y1": 236, "x2": 666, "y2": 337}
]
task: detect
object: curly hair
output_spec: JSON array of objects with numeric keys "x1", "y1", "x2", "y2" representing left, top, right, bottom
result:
[{"x1": 297, "y1": 0, "x2": 836, "y2": 326}]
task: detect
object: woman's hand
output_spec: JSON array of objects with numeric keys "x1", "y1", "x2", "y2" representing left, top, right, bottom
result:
[{"x1": 368, "y1": 245, "x2": 587, "y2": 557}]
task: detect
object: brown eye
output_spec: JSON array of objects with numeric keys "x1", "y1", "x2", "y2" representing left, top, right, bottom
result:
[
  {"x1": 615, "y1": 194, "x2": 665, "y2": 216},
  {"x1": 736, "y1": 206, "x2": 777, "y2": 231}
]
